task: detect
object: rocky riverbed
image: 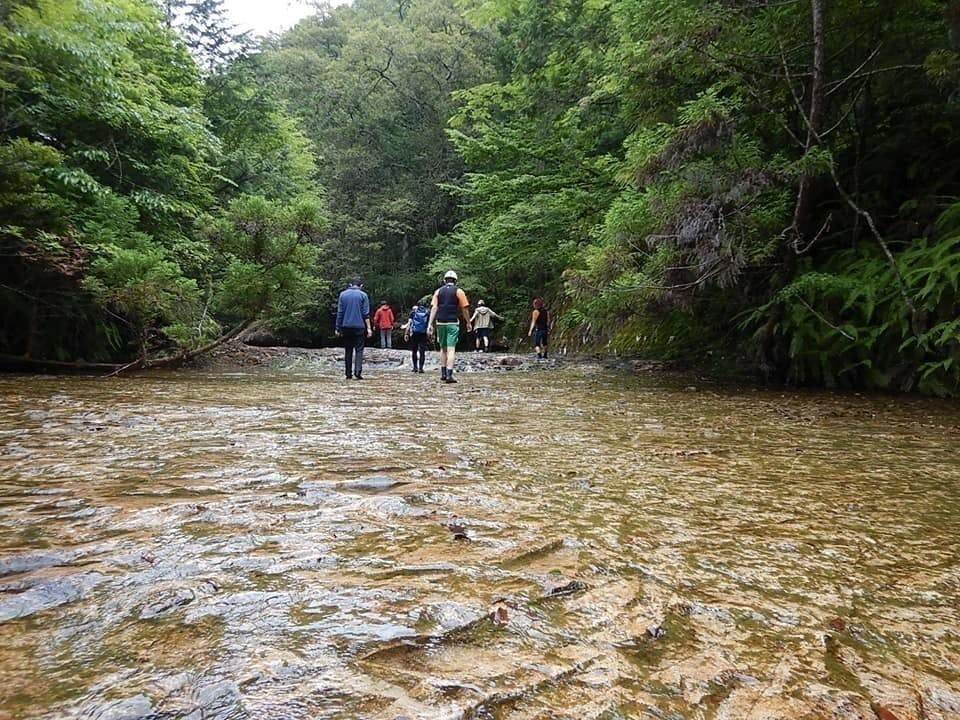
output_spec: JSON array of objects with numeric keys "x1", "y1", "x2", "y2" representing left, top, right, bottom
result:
[
  {"x1": 3, "y1": 354, "x2": 955, "y2": 720},
  {"x1": 194, "y1": 339, "x2": 539, "y2": 374},
  {"x1": 194, "y1": 338, "x2": 670, "y2": 378}
]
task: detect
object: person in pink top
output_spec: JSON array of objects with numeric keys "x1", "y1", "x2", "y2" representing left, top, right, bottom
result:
[{"x1": 372, "y1": 300, "x2": 395, "y2": 348}]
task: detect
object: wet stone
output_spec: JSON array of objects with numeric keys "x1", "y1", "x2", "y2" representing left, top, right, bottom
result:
[
  {"x1": 546, "y1": 580, "x2": 588, "y2": 597},
  {"x1": 0, "y1": 550, "x2": 77, "y2": 576},
  {"x1": 337, "y1": 474, "x2": 406, "y2": 492},
  {"x1": 84, "y1": 694, "x2": 153, "y2": 720},
  {"x1": 138, "y1": 586, "x2": 196, "y2": 619},
  {"x1": 415, "y1": 601, "x2": 487, "y2": 632},
  {"x1": 193, "y1": 679, "x2": 242, "y2": 717},
  {"x1": 0, "y1": 572, "x2": 104, "y2": 623}
]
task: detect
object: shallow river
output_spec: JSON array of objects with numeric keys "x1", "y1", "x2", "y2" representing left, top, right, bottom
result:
[{"x1": 1, "y1": 355, "x2": 959, "y2": 720}]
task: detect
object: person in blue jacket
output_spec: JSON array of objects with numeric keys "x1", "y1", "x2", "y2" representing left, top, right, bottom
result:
[{"x1": 335, "y1": 277, "x2": 373, "y2": 379}]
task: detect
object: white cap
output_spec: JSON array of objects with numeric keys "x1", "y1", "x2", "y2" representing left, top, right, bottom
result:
[{"x1": 444, "y1": 270, "x2": 458, "y2": 281}]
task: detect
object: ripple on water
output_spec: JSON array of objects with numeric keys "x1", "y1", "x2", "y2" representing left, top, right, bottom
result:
[{"x1": 0, "y1": 366, "x2": 959, "y2": 719}]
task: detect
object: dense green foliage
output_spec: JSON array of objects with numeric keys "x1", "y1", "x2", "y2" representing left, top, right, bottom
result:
[
  {"x1": 2, "y1": 0, "x2": 959, "y2": 393},
  {"x1": 1, "y1": 0, "x2": 323, "y2": 362},
  {"x1": 262, "y1": 0, "x2": 496, "y2": 309},
  {"x1": 439, "y1": 0, "x2": 960, "y2": 393}
]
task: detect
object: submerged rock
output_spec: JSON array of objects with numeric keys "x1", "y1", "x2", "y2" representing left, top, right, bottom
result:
[
  {"x1": 546, "y1": 580, "x2": 587, "y2": 597},
  {"x1": 0, "y1": 573, "x2": 104, "y2": 623},
  {"x1": 83, "y1": 693, "x2": 153, "y2": 719},
  {"x1": 138, "y1": 586, "x2": 196, "y2": 619},
  {"x1": 443, "y1": 519, "x2": 469, "y2": 541},
  {"x1": 337, "y1": 475, "x2": 405, "y2": 492},
  {"x1": 0, "y1": 551, "x2": 77, "y2": 577}
]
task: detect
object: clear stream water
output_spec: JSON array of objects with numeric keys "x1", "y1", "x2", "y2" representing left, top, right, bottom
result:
[{"x1": 1, "y1": 355, "x2": 959, "y2": 720}]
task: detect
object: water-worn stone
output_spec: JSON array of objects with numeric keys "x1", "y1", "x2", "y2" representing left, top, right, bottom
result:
[
  {"x1": 338, "y1": 475, "x2": 405, "y2": 492},
  {"x1": 84, "y1": 694, "x2": 153, "y2": 719},
  {"x1": 0, "y1": 573, "x2": 104, "y2": 623},
  {"x1": 0, "y1": 551, "x2": 77, "y2": 576},
  {"x1": 414, "y1": 601, "x2": 487, "y2": 631},
  {"x1": 193, "y1": 679, "x2": 242, "y2": 717},
  {"x1": 138, "y1": 586, "x2": 196, "y2": 619},
  {"x1": 547, "y1": 580, "x2": 588, "y2": 597}
]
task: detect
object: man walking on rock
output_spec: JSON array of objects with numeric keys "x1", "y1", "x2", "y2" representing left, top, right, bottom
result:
[
  {"x1": 335, "y1": 278, "x2": 372, "y2": 379},
  {"x1": 469, "y1": 299, "x2": 503, "y2": 352},
  {"x1": 428, "y1": 270, "x2": 471, "y2": 383}
]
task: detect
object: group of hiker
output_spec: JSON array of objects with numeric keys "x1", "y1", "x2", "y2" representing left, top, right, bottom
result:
[{"x1": 334, "y1": 271, "x2": 549, "y2": 383}]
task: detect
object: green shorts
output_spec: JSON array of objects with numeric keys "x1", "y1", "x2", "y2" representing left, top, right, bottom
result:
[{"x1": 435, "y1": 322, "x2": 459, "y2": 348}]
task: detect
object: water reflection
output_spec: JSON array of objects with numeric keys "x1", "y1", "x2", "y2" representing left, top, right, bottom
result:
[{"x1": 1, "y1": 363, "x2": 959, "y2": 719}]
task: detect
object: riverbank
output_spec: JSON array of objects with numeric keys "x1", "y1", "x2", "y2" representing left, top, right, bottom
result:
[{"x1": 192, "y1": 338, "x2": 536, "y2": 373}]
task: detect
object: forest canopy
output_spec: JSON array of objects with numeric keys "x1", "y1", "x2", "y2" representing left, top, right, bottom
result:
[{"x1": 2, "y1": 0, "x2": 959, "y2": 393}]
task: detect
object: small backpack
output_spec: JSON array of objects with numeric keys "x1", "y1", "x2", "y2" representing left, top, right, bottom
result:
[{"x1": 410, "y1": 307, "x2": 429, "y2": 333}]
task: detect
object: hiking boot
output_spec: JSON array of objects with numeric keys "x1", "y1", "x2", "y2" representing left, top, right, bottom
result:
[
  {"x1": 354, "y1": 373, "x2": 363, "y2": 380},
  {"x1": 441, "y1": 368, "x2": 448, "y2": 381},
  {"x1": 444, "y1": 375, "x2": 458, "y2": 383}
]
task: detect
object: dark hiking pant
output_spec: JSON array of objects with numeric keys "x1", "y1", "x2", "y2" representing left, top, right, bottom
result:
[
  {"x1": 410, "y1": 332, "x2": 427, "y2": 370},
  {"x1": 342, "y1": 328, "x2": 366, "y2": 377}
]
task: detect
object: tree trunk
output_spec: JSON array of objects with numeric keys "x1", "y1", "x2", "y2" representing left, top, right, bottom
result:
[
  {"x1": 24, "y1": 299, "x2": 38, "y2": 359},
  {"x1": 791, "y1": 0, "x2": 826, "y2": 249},
  {"x1": 0, "y1": 320, "x2": 253, "y2": 375}
]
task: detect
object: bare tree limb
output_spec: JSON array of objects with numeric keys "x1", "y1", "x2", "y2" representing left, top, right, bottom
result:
[
  {"x1": 823, "y1": 44, "x2": 882, "y2": 97},
  {"x1": 826, "y1": 63, "x2": 922, "y2": 95},
  {"x1": 797, "y1": 295, "x2": 855, "y2": 340},
  {"x1": 785, "y1": 0, "x2": 826, "y2": 254},
  {"x1": 828, "y1": 163, "x2": 919, "y2": 330},
  {"x1": 820, "y1": 82, "x2": 867, "y2": 137}
]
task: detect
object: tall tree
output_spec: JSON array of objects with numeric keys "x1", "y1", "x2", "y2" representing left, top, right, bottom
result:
[
  {"x1": 446, "y1": 0, "x2": 960, "y2": 392},
  {"x1": 0, "y1": 0, "x2": 219, "y2": 361},
  {"x1": 0, "y1": 0, "x2": 327, "y2": 365},
  {"x1": 170, "y1": 0, "x2": 252, "y2": 73},
  {"x1": 439, "y1": 0, "x2": 620, "y2": 326},
  {"x1": 263, "y1": 0, "x2": 496, "y2": 310}
]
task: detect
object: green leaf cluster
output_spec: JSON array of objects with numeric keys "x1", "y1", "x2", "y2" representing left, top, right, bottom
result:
[
  {"x1": 748, "y1": 204, "x2": 960, "y2": 395},
  {"x1": 439, "y1": 0, "x2": 960, "y2": 392},
  {"x1": 1, "y1": 0, "x2": 327, "y2": 362},
  {"x1": 261, "y1": 0, "x2": 496, "y2": 311}
]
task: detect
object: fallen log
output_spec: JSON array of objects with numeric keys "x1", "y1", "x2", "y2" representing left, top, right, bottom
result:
[{"x1": 0, "y1": 320, "x2": 251, "y2": 376}]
